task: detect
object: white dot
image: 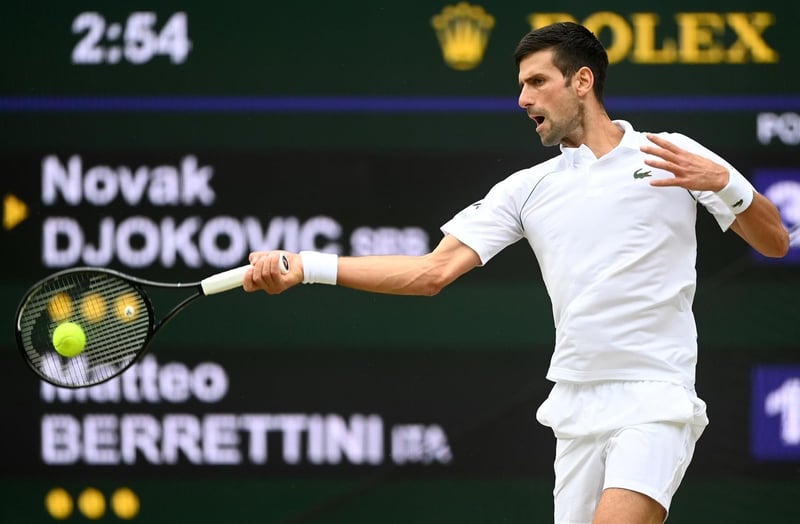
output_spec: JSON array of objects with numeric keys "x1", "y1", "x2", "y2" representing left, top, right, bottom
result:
[{"x1": 106, "y1": 47, "x2": 122, "y2": 64}]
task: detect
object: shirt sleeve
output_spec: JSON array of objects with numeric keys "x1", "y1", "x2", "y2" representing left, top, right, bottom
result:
[{"x1": 440, "y1": 177, "x2": 526, "y2": 265}]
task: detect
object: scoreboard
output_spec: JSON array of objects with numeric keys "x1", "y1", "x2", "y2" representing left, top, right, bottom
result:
[
  {"x1": 3, "y1": 1, "x2": 800, "y2": 150},
  {"x1": 2, "y1": 1, "x2": 800, "y2": 523}
]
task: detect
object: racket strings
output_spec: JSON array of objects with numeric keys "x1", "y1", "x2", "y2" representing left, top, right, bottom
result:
[{"x1": 18, "y1": 271, "x2": 152, "y2": 387}]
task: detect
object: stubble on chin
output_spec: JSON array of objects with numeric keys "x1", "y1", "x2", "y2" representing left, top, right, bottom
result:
[
  {"x1": 539, "y1": 129, "x2": 561, "y2": 147},
  {"x1": 544, "y1": 105, "x2": 584, "y2": 149},
  {"x1": 537, "y1": 122, "x2": 564, "y2": 147}
]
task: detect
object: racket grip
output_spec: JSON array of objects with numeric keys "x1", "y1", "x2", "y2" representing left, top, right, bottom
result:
[
  {"x1": 201, "y1": 265, "x2": 251, "y2": 295},
  {"x1": 200, "y1": 255, "x2": 290, "y2": 295}
]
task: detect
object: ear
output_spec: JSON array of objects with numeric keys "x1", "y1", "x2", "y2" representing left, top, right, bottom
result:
[{"x1": 572, "y1": 66, "x2": 595, "y2": 98}]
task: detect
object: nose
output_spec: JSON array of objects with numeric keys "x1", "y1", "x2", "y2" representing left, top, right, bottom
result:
[{"x1": 518, "y1": 84, "x2": 532, "y2": 110}]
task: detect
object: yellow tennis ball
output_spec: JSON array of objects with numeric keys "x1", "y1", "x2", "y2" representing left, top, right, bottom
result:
[
  {"x1": 47, "y1": 292, "x2": 73, "y2": 322},
  {"x1": 81, "y1": 293, "x2": 107, "y2": 323},
  {"x1": 52, "y1": 322, "x2": 87, "y2": 357},
  {"x1": 115, "y1": 293, "x2": 139, "y2": 322}
]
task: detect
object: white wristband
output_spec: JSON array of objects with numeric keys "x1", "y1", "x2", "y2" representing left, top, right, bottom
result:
[
  {"x1": 716, "y1": 172, "x2": 754, "y2": 214},
  {"x1": 299, "y1": 251, "x2": 338, "y2": 285}
]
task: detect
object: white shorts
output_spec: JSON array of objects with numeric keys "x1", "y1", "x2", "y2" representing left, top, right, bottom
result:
[{"x1": 536, "y1": 381, "x2": 708, "y2": 524}]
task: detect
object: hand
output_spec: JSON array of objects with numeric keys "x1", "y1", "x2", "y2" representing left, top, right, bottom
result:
[
  {"x1": 243, "y1": 250, "x2": 302, "y2": 294},
  {"x1": 641, "y1": 133, "x2": 729, "y2": 192}
]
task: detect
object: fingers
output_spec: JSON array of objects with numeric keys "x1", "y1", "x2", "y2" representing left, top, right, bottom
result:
[
  {"x1": 642, "y1": 155, "x2": 681, "y2": 187},
  {"x1": 644, "y1": 133, "x2": 692, "y2": 157},
  {"x1": 640, "y1": 136, "x2": 690, "y2": 188},
  {"x1": 248, "y1": 251, "x2": 268, "y2": 264},
  {"x1": 648, "y1": 176, "x2": 679, "y2": 188},
  {"x1": 243, "y1": 251, "x2": 297, "y2": 295},
  {"x1": 641, "y1": 135, "x2": 681, "y2": 164},
  {"x1": 645, "y1": 133, "x2": 679, "y2": 150},
  {"x1": 641, "y1": 134, "x2": 695, "y2": 178},
  {"x1": 639, "y1": 135, "x2": 730, "y2": 191}
]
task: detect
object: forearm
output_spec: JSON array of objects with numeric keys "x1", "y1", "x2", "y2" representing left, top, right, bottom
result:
[
  {"x1": 730, "y1": 192, "x2": 789, "y2": 258},
  {"x1": 335, "y1": 254, "x2": 448, "y2": 296},
  {"x1": 333, "y1": 234, "x2": 481, "y2": 296}
]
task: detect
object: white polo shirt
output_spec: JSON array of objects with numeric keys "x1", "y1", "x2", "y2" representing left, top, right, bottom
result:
[{"x1": 441, "y1": 120, "x2": 750, "y2": 387}]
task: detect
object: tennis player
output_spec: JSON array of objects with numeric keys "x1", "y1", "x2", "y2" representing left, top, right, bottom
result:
[{"x1": 244, "y1": 22, "x2": 789, "y2": 524}]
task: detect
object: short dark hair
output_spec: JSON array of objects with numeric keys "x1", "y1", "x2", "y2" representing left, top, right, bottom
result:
[{"x1": 514, "y1": 22, "x2": 609, "y2": 102}]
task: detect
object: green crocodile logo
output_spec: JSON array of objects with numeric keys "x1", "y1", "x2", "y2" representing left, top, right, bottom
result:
[{"x1": 633, "y1": 168, "x2": 652, "y2": 179}]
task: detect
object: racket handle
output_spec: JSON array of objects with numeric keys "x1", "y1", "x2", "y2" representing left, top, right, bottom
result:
[
  {"x1": 200, "y1": 255, "x2": 290, "y2": 295},
  {"x1": 201, "y1": 265, "x2": 251, "y2": 295}
]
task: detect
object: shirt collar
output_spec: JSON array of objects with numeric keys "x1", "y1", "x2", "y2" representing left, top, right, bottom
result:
[
  {"x1": 559, "y1": 119, "x2": 640, "y2": 167},
  {"x1": 613, "y1": 120, "x2": 641, "y2": 151},
  {"x1": 559, "y1": 143, "x2": 594, "y2": 168}
]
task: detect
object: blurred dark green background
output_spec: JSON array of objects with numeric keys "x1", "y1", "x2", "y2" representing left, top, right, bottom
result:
[{"x1": 2, "y1": 1, "x2": 799, "y2": 522}]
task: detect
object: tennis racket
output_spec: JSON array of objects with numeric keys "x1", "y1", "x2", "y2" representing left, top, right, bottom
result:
[{"x1": 15, "y1": 256, "x2": 289, "y2": 389}]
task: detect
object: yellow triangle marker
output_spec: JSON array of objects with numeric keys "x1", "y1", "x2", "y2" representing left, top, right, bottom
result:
[{"x1": 3, "y1": 193, "x2": 29, "y2": 230}]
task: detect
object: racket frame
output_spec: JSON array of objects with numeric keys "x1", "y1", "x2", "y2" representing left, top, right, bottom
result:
[{"x1": 15, "y1": 266, "x2": 213, "y2": 388}]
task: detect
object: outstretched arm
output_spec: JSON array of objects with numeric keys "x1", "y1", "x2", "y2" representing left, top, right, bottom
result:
[
  {"x1": 641, "y1": 133, "x2": 789, "y2": 258},
  {"x1": 243, "y1": 234, "x2": 482, "y2": 296}
]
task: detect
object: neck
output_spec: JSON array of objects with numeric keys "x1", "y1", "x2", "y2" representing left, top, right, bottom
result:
[{"x1": 563, "y1": 109, "x2": 623, "y2": 159}]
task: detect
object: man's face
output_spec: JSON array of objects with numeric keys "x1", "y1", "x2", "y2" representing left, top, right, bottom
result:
[{"x1": 517, "y1": 49, "x2": 583, "y2": 148}]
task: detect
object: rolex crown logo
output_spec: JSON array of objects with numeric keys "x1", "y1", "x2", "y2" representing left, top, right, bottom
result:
[{"x1": 431, "y1": 3, "x2": 495, "y2": 71}]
